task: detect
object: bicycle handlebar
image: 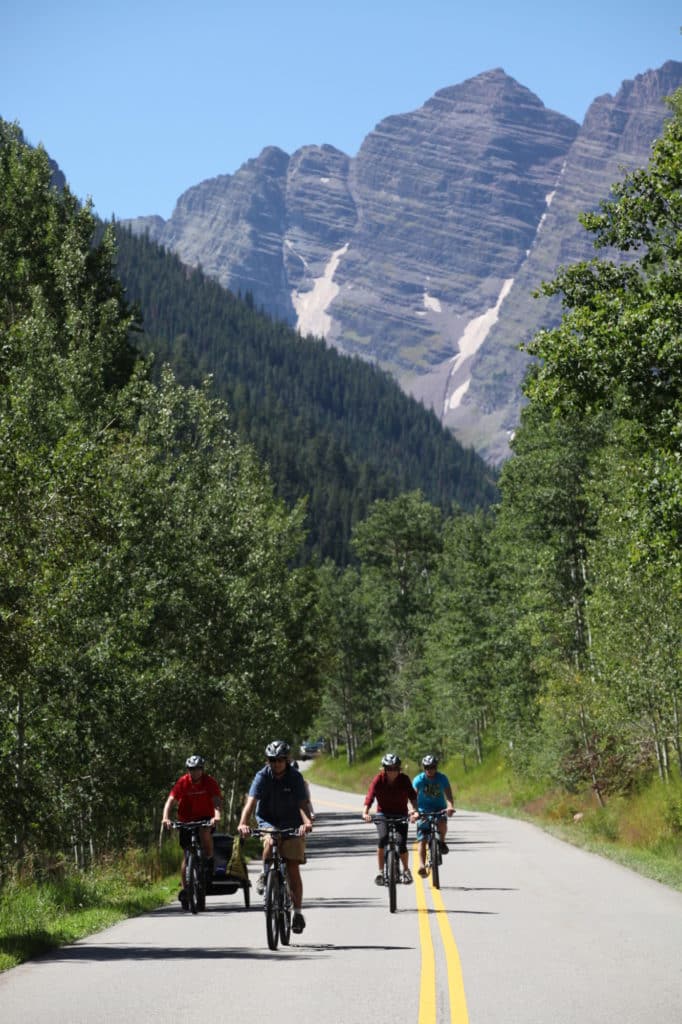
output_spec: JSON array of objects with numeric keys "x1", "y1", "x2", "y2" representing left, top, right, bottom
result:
[
  {"x1": 370, "y1": 814, "x2": 412, "y2": 823},
  {"x1": 251, "y1": 826, "x2": 305, "y2": 838},
  {"x1": 168, "y1": 819, "x2": 213, "y2": 829}
]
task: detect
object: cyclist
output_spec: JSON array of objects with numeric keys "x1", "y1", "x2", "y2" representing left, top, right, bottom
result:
[
  {"x1": 412, "y1": 754, "x2": 455, "y2": 877},
  {"x1": 238, "y1": 740, "x2": 313, "y2": 934},
  {"x1": 362, "y1": 753, "x2": 418, "y2": 885},
  {"x1": 162, "y1": 754, "x2": 222, "y2": 907}
]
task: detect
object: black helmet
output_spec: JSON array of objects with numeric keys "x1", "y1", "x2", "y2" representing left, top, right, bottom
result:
[
  {"x1": 185, "y1": 754, "x2": 205, "y2": 769},
  {"x1": 381, "y1": 752, "x2": 401, "y2": 769},
  {"x1": 422, "y1": 754, "x2": 438, "y2": 769},
  {"x1": 265, "y1": 739, "x2": 290, "y2": 759}
]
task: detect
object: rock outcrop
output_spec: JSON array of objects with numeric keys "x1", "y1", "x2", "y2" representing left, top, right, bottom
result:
[
  {"x1": 125, "y1": 61, "x2": 682, "y2": 462},
  {"x1": 451, "y1": 60, "x2": 682, "y2": 460}
]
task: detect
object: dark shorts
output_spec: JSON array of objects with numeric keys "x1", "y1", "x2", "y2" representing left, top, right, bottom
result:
[
  {"x1": 374, "y1": 814, "x2": 408, "y2": 853},
  {"x1": 178, "y1": 824, "x2": 211, "y2": 850}
]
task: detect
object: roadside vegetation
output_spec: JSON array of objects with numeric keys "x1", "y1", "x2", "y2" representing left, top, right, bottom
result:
[{"x1": 0, "y1": 844, "x2": 181, "y2": 972}]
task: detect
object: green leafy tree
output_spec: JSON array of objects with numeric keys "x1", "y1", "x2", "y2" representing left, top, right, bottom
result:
[
  {"x1": 525, "y1": 90, "x2": 682, "y2": 572},
  {"x1": 493, "y1": 407, "x2": 612, "y2": 800},
  {"x1": 313, "y1": 563, "x2": 389, "y2": 763},
  {"x1": 351, "y1": 491, "x2": 443, "y2": 751},
  {"x1": 0, "y1": 121, "x2": 322, "y2": 866},
  {"x1": 422, "y1": 511, "x2": 498, "y2": 766}
]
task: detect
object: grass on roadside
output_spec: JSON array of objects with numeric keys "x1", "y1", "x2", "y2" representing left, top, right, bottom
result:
[{"x1": 0, "y1": 841, "x2": 182, "y2": 972}]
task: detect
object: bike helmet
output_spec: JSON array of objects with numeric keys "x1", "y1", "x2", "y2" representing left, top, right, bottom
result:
[
  {"x1": 381, "y1": 752, "x2": 401, "y2": 769},
  {"x1": 185, "y1": 754, "x2": 205, "y2": 769},
  {"x1": 422, "y1": 754, "x2": 438, "y2": 769},
  {"x1": 265, "y1": 739, "x2": 290, "y2": 759}
]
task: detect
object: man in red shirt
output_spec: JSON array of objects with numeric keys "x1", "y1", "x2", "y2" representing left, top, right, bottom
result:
[
  {"x1": 162, "y1": 754, "x2": 222, "y2": 906},
  {"x1": 362, "y1": 752, "x2": 418, "y2": 885}
]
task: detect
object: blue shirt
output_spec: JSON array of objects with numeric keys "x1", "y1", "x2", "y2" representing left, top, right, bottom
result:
[
  {"x1": 412, "y1": 770, "x2": 451, "y2": 811},
  {"x1": 249, "y1": 764, "x2": 307, "y2": 829}
]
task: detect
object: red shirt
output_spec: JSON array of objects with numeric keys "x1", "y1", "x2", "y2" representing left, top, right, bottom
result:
[
  {"x1": 170, "y1": 772, "x2": 221, "y2": 821},
  {"x1": 365, "y1": 771, "x2": 417, "y2": 815}
]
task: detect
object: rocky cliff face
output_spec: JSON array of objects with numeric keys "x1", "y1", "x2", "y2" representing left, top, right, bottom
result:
[
  {"x1": 451, "y1": 60, "x2": 682, "y2": 460},
  {"x1": 125, "y1": 61, "x2": 682, "y2": 463}
]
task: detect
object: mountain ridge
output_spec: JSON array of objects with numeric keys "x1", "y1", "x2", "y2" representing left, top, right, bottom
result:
[{"x1": 124, "y1": 61, "x2": 682, "y2": 462}]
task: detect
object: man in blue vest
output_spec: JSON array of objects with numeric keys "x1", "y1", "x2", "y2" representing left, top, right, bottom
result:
[{"x1": 238, "y1": 740, "x2": 313, "y2": 933}]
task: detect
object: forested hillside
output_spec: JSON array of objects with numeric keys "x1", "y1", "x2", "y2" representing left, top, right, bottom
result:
[
  {"x1": 314, "y1": 92, "x2": 681, "y2": 820},
  {"x1": 112, "y1": 226, "x2": 498, "y2": 564},
  {"x1": 1, "y1": 95, "x2": 680, "y2": 882}
]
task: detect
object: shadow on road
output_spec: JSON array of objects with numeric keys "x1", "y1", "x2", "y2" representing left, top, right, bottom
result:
[
  {"x1": 35, "y1": 938, "x2": 414, "y2": 964},
  {"x1": 303, "y1": 895, "x2": 381, "y2": 910},
  {"x1": 34, "y1": 944, "x2": 319, "y2": 963},
  {"x1": 447, "y1": 885, "x2": 518, "y2": 892}
]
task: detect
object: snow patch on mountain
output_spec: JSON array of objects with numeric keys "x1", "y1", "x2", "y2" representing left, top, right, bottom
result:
[{"x1": 292, "y1": 243, "x2": 349, "y2": 338}]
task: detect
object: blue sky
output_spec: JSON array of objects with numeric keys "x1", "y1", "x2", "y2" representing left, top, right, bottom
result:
[{"x1": 2, "y1": 1, "x2": 680, "y2": 220}]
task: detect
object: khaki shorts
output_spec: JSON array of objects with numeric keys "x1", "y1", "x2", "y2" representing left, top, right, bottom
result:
[{"x1": 262, "y1": 833, "x2": 306, "y2": 863}]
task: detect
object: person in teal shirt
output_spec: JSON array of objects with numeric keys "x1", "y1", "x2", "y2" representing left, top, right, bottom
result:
[{"x1": 412, "y1": 754, "x2": 455, "y2": 877}]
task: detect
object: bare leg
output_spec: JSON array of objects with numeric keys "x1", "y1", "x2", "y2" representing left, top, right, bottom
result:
[
  {"x1": 200, "y1": 828, "x2": 214, "y2": 859},
  {"x1": 286, "y1": 860, "x2": 303, "y2": 909}
]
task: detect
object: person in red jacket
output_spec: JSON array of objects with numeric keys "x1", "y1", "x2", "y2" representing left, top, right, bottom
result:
[
  {"x1": 362, "y1": 752, "x2": 418, "y2": 885},
  {"x1": 162, "y1": 754, "x2": 222, "y2": 906}
]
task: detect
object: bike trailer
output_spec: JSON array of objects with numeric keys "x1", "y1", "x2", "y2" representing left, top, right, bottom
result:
[{"x1": 209, "y1": 833, "x2": 251, "y2": 905}]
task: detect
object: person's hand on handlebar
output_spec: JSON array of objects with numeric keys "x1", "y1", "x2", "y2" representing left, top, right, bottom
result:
[
  {"x1": 298, "y1": 822, "x2": 313, "y2": 836},
  {"x1": 237, "y1": 822, "x2": 251, "y2": 837}
]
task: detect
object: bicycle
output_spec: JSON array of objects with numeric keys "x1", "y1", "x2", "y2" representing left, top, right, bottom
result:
[
  {"x1": 170, "y1": 819, "x2": 212, "y2": 914},
  {"x1": 418, "y1": 810, "x2": 448, "y2": 889},
  {"x1": 374, "y1": 815, "x2": 411, "y2": 914},
  {"x1": 253, "y1": 827, "x2": 301, "y2": 949}
]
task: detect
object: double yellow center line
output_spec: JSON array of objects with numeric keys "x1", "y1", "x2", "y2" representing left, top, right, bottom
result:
[
  {"x1": 414, "y1": 844, "x2": 469, "y2": 1024},
  {"x1": 314, "y1": 796, "x2": 469, "y2": 1022}
]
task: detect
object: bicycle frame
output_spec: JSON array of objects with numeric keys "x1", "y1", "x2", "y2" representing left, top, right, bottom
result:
[
  {"x1": 254, "y1": 827, "x2": 299, "y2": 949},
  {"x1": 171, "y1": 819, "x2": 212, "y2": 914},
  {"x1": 418, "y1": 810, "x2": 447, "y2": 889},
  {"x1": 377, "y1": 815, "x2": 410, "y2": 913}
]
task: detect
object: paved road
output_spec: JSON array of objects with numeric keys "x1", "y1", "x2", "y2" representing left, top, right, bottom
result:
[{"x1": 1, "y1": 780, "x2": 681, "y2": 1023}]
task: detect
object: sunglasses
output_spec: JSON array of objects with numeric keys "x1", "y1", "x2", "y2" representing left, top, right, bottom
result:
[{"x1": 269, "y1": 756, "x2": 287, "y2": 763}]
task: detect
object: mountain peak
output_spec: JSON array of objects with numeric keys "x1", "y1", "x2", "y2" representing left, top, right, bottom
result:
[{"x1": 123, "y1": 60, "x2": 682, "y2": 463}]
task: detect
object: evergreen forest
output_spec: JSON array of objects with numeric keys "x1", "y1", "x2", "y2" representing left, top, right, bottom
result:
[
  {"x1": 0, "y1": 90, "x2": 680, "y2": 878},
  {"x1": 112, "y1": 226, "x2": 498, "y2": 565}
]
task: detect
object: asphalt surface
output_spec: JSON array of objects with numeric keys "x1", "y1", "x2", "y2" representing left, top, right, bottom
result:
[{"x1": 1, "y1": 780, "x2": 681, "y2": 1023}]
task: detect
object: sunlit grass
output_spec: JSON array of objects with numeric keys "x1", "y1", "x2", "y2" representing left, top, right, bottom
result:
[{"x1": 0, "y1": 843, "x2": 182, "y2": 972}]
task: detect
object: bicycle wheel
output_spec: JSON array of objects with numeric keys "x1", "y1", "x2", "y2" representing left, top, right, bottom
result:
[
  {"x1": 186, "y1": 852, "x2": 200, "y2": 915},
  {"x1": 265, "y1": 869, "x2": 280, "y2": 950},
  {"x1": 279, "y1": 870, "x2": 292, "y2": 945},
  {"x1": 197, "y1": 857, "x2": 206, "y2": 911},
  {"x1": 387, "y1": 847, "x2": 398, "y2": 913},
  {"x1": 430, "y1": 833, "x2": 440, "y2": 889}
]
